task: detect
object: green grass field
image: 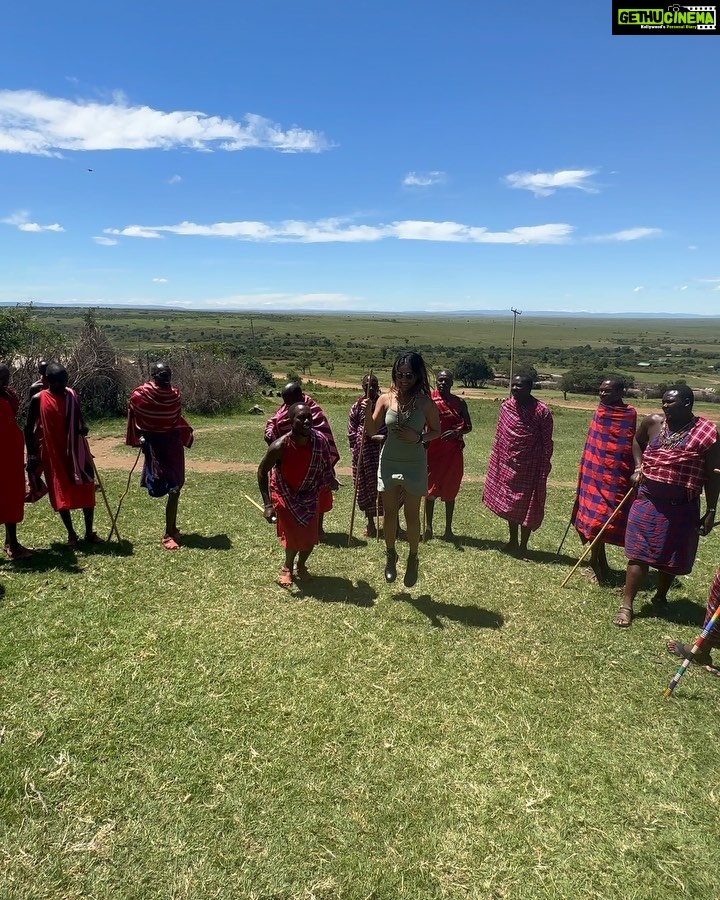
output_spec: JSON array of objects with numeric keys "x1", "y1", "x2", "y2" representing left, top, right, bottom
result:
[{"x1": 2, "y1": 397, "x2": 720, "y2": 898}]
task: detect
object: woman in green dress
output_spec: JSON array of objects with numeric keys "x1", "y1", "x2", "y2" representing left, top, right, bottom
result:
[{"x1": 363, "y1": 352, "x2": 441, "y2": 587}]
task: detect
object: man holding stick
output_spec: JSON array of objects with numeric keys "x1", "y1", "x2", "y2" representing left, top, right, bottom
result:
[
  {"x1": 258, "y1": 403, "x2": 338, "y2": 587},
  {"x1": 126, "y1": 363, "x2": 194, "y2": 550},
  {"x1": 25, "y1": 363, "x2": 101, "y2": 546},
  {"x1": 348, "y1": 374, "x2": 385, "y2": 538},
  {"x1": 571, "y1": 377, "x2": 636, "y2": 584},
  {"x1": 613, "y1": 386, "x2": 720, "y2": 627},
  {"x1": 265, "y1": 382, "x2": 339, "y2": 537},
  {"x1": 666, "y1": 566, "x2": 720, "y2": 676}
]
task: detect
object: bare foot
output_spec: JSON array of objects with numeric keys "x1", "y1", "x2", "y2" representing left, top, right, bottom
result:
[
  {"x1": 3, "y1": 544, "x2": 32, "y2": 560},
  {"x1": 84, "y1": 532, "x2": 104, "y2": 544},
  {"x1": 665, "y1": 640, "x2": 720, "y2": 676}
]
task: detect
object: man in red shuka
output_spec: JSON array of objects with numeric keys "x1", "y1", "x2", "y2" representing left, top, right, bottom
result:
[
  {"x1": 0, "y1": 363, "x2": 32, "y2": 559},
  {"x1": 425, "y1": 369, "x2": 472, "y2": 541},
  {"x1": 258, "y1": 403, "x2": 338, "y2": 587},
  {"x1": 25, "y1": 363, "x2": 100, "y2": 546}
]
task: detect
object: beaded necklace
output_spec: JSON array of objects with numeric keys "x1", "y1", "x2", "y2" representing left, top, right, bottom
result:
[{"x1": 658, "y1": 416, "x2": 696, "y2": 448}]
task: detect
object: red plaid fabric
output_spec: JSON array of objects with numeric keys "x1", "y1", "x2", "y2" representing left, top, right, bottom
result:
[
  {"x1": 348, "y1": 396, "x2": 384, "y2": 515},
  {"x1": 642, "y1": 417, "x2": 717, "y2": 498},
  {"x1": 126, "y1": 381, "x2": 194, "y2": 449},
  {"x1": 703, "y1": 567, "x2": 720, "y2": 651},
  {"x1": 265, "y1": 394, "x2": 339, "y2": 467},
  {"x1": 271, "y1": 430, "x2": 334, "y2": 526},
  {"x1": 572, "y1": 403, "x2": 636, "y2": 544},
  {"x1": 482, "y1": 397, "x2": 553, "y2": 530}
]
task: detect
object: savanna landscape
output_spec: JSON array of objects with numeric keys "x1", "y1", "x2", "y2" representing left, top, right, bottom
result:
[{"x1": 2, "y1": 308, "x2": 720, "y2": 899}]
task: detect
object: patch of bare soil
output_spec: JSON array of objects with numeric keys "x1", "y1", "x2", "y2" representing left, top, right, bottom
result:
[{"x1": 87, "y1": 435, "x2": 577, "y2": 487}]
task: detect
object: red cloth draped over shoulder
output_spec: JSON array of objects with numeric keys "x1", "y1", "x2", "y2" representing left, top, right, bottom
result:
[
  {"x1": 571, "y1": 402, "x2": 636, "y2": 544},
  {"x1": 265, "y1": 394, "x2": 339, "y2": 466},
  {"x1": 0, "y1": 388, "x2": 26, "y2": 525},
  {"x1": 38, "y1": 389, "x2": 96, "y2": 512},
  {"x1": 270, "y1": 432, "x2": 333, "y2": 550},
  {"x1": 126, "y1": 381, "x2": 194, "y2": 448},
  {"x1": 427, "y1": 390, "x2": 466, "y2": 501}
]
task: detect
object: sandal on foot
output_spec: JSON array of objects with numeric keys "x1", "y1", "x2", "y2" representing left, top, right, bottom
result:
[
  {"x1": 84, "y1": 532, "x2": 104, "y2": 544},
  {"x1": 276, "y1": 566, "x2": 293, "y2": 587},
  {"x1": 67, "y1": 534, "x2": 79, "y2": 547},
  {"x1": 613, "y1": 604, "x2": 633, "y2": 627},
  {"x1": 582, "y1": 566, "x2": 599, "y2": 585},
  {"x1": 665, "y1": 640, "x2": 713, "y2": 667},
  {"x1": 293, "y1": 565, "x2": 312, "y2": 581},
  {"x1": 161, "y1": 535, "x2": 180, "y2": 551}
]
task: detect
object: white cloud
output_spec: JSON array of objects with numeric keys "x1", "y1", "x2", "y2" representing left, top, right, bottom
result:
[
  {"x1": 680, "y1": 285, "x2": 688, "y2": 291},
  {"x1": 92, "y1": 235, "x2": 117, "y2": 245},
  {"x1": 696, "y1": 277, "x2": 720, "y2": 283},
  {"x1": 590, "y1": 227, "x2": 662, "y2": 242},
  {"x1": 633, "y1": 286, "x2": 645, "y2": 292},
  {"x1": 688, "y1": 245, "x2": 697, "y2": 251},
  {"x1": 504, "y1": 169, "x2": 597, "y2": 197},
  {"x1": 0, "y1": 90, "x2": 330, "y2": 156},
  {"x1": 714, "y1": 286, "x2": 720, "y2": 292},
  {"x1": 152, "y1": 277, "x2": 168, "y2": 283},
  {"x1": 171, "y1": 292, "x2": 355, "y2": 310},
  {"x1": 2, "y1": 210, "x2": 64, "y2": 232},
  {"x1": 104, "y1": 217, "x2": 573, "y2": 245},
  {"x1": 403, "y1": 170, "x2": 446, "y2": 187},
  {"x1": 167, "y1": 175, "x2": 182, "y2": 184}
]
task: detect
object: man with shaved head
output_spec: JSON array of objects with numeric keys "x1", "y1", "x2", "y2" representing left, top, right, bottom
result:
[
  {"x1": 425, "y1": 369, "x2": 472, "y2": 541},
  {"x1": 25, "y1": 363, "x2": 100, "y2": 546},
  {"x1": 614, "y1": 385, "x2": 720, "y2": 626},
  {"x1": 265, "y1": 382, "x2": 339, "y2": 536},
  {"x1": 127, "y1": 362, "x2": 194, "y2": 550},
  {"x1": 258, "y1": 403, "x2": 338, "y2": 586},
  {"x1": 483, "y1": 373, "x2": 554, "y2": 556},
  {"x1": 571, "y1": 376, "x2": 636, "y2": 584}
]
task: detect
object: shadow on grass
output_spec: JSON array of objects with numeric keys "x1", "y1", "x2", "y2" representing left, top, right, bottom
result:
[
  {"x1": 180, "y1": 533, "x2": 233, "y2": 551},
  {"x1": 393, "y1": 592, "x2": 505, "y2": 630},
  {"x1": 296, "y1": 576, "x2": 377, "y2": 607},
  {"x1": 4, "y1": 543, "x2": 83, "y2": 574},
  {"x1": 320, "y1": 531, "x2": 354, "y2": 549},
  {"x1": 635, "y1": 596, "x2": 706, "y2": 628},
  {"x1": 446, "y1": 535, "x2": 578, "y2": 567},
  {"x1": 77, "y1": 539, "x2": 135, "y2": 557}
]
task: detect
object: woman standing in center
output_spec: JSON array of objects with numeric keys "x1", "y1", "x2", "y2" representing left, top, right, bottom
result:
[{"x1": 364, "y1": 351, "x2": 441, "y2": 587}]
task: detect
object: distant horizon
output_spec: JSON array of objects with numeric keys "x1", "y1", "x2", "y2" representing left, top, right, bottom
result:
[{"x1": 3, "y1": 300, "x2": 720, "y2": 321}]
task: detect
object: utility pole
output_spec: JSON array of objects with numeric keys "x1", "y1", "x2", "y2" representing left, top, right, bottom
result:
[{"x1": 509, "y1": 307, "x2": 522, "y2": 390}]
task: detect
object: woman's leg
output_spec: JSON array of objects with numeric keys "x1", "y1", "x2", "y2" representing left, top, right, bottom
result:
[
  {"x1": 382, "y1": 487, "x2": 401, "y2": 550},
  {"x1": 403, "y1": 493, "x2": 422, "y2": 555}
]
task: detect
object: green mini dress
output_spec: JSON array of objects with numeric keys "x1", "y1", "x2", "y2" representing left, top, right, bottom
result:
[{"x1": 377, "y1": 404, "x2": 428, "y2": 496}]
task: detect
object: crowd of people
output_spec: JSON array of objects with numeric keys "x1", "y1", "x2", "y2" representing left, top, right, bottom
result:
[
  {"x1": 2, "y1": 350, "x2": 719, "y2": 674},
  {"x1": 0, "y1": 360, "x2": 194, "y2": 554}
]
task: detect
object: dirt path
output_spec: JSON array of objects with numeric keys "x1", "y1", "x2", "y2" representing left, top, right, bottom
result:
[{"x1": 88, "y1": 436, "x2": 577, "y2": 488}]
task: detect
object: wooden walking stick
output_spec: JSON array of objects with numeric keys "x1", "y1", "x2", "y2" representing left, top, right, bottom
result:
[
  {"x1": 81, "y1": 437, "x2": 121, "y2": 542},
  {"x1": 664, "y1": 604, "x2": 720, "y2": 698},
  {"x1": 106, "y1": 447, "x2": 142, "y2": 542},
  {"x1": 560, "y1": 485, "x2": 636, "y2": 588},
  {"x1": 244, "y1": 493, "x2": 276, "y2": 523},
  {"x1": 348, "y1": 373, "x2": 373, "y2": 547}
]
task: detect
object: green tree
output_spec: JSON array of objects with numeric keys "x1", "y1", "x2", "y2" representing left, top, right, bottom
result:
[{"x1": 455, "y1": 352, "x2": 494, "y2": 388}]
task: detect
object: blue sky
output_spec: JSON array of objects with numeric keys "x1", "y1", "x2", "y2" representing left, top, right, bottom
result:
[{"x1": 1, "y1": 1, "x2": 718, "y2": 314}]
